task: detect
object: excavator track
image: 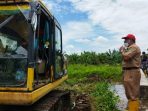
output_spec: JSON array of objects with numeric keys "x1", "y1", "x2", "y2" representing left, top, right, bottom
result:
[{"x1": 0, "y1": 90, "x2": 71, "y2": 111}]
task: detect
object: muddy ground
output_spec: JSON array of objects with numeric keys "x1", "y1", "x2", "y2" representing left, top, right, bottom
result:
[{"x1": 71, "y1": 92, "x2": 91, "y2": 111}]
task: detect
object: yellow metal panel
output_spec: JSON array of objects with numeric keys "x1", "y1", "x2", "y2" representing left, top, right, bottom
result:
[
  {"x1": 0, "y1": 87, "x2": 28, "y2": 91},
  {"x1": 27, "y1": 68, "x2": 34, "y2": 91},
  {"x1": 0, "y1": 75, "x2": 68, "y2": 105},
  {"x1": 0, "y1": 91, "x2": 32, "y2": 105},
  {"x1": 0, "y1": 4, "x2": 30, "y2": 10}
]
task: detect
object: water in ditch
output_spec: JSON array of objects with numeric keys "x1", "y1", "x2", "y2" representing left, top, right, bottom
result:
[{"x1": 112, "y1": 84, "x2": 148, "y2": 111}]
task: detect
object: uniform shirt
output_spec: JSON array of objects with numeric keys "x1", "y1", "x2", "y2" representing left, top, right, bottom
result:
[{"x1": 122, "y1": 43, "x2": 141, "y2": 68}]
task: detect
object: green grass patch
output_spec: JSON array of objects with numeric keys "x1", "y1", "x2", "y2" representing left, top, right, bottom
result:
[{"x1": 67, "y1": 64, "x2": 122, "y2": 84}]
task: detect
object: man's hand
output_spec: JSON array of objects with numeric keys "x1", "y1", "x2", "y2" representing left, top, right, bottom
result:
[{"x1": 119, "y1": 46, "x2": 125, "y2": 53}]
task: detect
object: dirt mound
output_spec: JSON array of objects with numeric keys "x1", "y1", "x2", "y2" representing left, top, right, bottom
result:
[{"x1": 72, "y1": 93, "x2": 91, "y2": 111}]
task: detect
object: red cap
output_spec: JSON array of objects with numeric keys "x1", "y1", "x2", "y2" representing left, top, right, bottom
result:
[{"x1": 122, "y1": 34, "x2": 136, "y2": 40}]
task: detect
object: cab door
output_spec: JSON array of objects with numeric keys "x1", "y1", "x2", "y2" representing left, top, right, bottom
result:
[
  {"x1": 34, "y1": 5, "x2": 52, "y2": 84},
  {"x1": 54, "y1": 25, "x2": 63, "y2": 79}
]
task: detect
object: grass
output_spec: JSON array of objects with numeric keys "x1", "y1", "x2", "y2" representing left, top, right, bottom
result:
[
  {"x1": 92, "y1": 82, "x2": 119, "y2": 111},
  {"x1": 58, "y1": 64, "x2": 122, "y2": 111},
  {"x1": 67, "y1": 64, "x2": 122, "y2": 85}
]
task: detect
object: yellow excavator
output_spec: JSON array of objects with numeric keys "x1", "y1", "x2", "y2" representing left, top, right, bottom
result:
[{"x1": 0, "y1": 0, "x2": 69, "y2": 110}]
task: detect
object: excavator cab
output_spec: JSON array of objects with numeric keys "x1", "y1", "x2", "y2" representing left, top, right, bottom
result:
[{"x1": 0, "y1": 0, "x2": 68, "y2": 106}]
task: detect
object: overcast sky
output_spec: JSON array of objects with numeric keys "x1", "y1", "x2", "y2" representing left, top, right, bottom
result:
[{"x1": 43, "y1": 0, "x2": 148, "y2": 54}]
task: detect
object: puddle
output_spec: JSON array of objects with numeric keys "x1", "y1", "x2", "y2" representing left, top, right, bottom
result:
[
  {"x1": 112, "y1": 84, "x2": 148, "y2": 111},
  {"x1": 111, "y1": 85, "x2": 128, "y2": 111}
]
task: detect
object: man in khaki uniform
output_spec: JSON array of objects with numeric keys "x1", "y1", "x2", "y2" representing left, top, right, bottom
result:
[{"x1": 120, "y1": 34, "x2": 141, "y2": 111}]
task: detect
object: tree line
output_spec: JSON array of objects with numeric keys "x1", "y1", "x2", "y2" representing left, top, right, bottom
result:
[{"x1": 66, "y1": 49, "x2": 122, "y2": 65}]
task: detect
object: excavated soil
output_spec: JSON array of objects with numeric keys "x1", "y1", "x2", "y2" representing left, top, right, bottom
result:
[{"x1": 71, "y1": 91, "x2": 91, "y2": 111}]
